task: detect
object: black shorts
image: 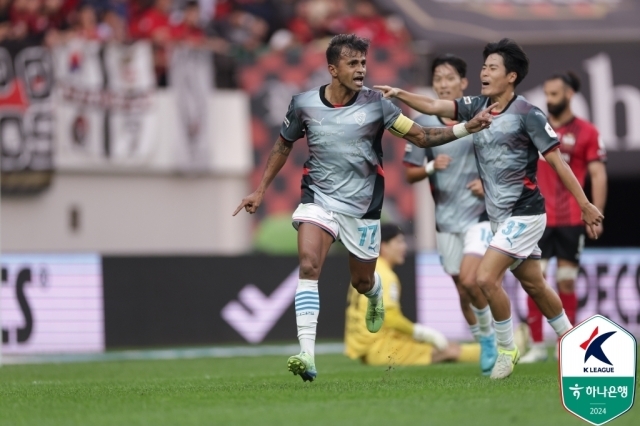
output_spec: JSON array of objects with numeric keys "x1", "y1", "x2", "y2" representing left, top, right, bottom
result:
[{"x1": 538, "y1": 225, "x2": 585, "y2": 262}]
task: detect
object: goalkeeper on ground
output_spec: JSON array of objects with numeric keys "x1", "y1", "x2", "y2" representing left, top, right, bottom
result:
[{"x1": 345, "y1": 223, "x2": 481, "y2": 366}]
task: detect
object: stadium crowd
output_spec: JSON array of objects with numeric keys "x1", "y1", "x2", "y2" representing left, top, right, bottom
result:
[{"x1": 0, "y1": 0, "x2": 411, "y2": 86}]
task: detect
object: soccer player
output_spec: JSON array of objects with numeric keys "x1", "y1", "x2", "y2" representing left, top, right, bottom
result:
[
  {"x1": 374, "y1": 38, "x2": 604, "y2": 379},
  {"x1": 233, "y1": 34, "x2": 494, "y2": 382},
  {"x1": 345, "y1": 223, "x2": 482, "y2": 366},
  {"x1": 520, "y1": 71, "x2": 607, "y2": 363},
  {"x1": 403, "y1": 54, "x2": 497, "y2": 375}
]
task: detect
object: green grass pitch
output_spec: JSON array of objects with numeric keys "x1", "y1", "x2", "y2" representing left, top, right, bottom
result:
[{"x1": 0, "y1": 353, "x2": 638, "y2": 426}]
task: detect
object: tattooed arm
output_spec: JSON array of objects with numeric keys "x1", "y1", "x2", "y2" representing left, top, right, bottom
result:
[
  {"x1": 233, "y1": 136, "x2": 293, "y2": 215},
  {"x1": 403, "y1": 103, "x2": 497, "y2": 148}
]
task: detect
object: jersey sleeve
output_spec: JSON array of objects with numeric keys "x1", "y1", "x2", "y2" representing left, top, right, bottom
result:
[
  {"x1": 403, "y1": 143, "x2": 426, "y2": 167},
  {"x1": 525, "y1": 107, "x2": 560, "y2": 154},
  {"x1": 454, "y1": 96, "x2": 486, "y2": 122},
  {"x1": 279, "y1": 97, "x2": 305, "y2": 142},
  {"x1": 584, "y1": 126, "x2": 607, "y2": 163},
  {"x1": 380, "y1": 97, "x2": 403, "y2": 129}
]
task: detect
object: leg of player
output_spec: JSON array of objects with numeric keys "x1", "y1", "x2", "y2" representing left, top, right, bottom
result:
[
  {"x1": 459, "y1": 254, "x2": 497, "y2": 375},
  {"x1": 513, "y1": 259, "x2": 572, "y2": 361},
  {"x1": 287, "y1": 223, "x2": 334, "y2": 382},
  {"x1": 348, "y1": 254, "x2": 384, "y2": 333},
  {"x1": 452, "y1": 276, "x2": 479, "y2": 335},
  {"x1": 476, "y1": 249, "x2": 519, "y2": 379},
  {"x1": 556, "y1": 258, "x2": 578, "y2": 325},
  {"x1": 521, "y1": 258, "x2": 550, "y2": 363}
]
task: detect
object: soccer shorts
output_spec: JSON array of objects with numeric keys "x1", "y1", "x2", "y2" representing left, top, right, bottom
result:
[
  {"x1": 538, "y1": 225, "x2": 585, "y2": 263},
  {"x1": 436, "y1": 221, "x2": 493, "y2": 276},
  {"x1": 292, "y1": 203, "x2": 380, "y2": 261},
  {"x1": 490, "y1": 214, "x2": 546, "y2": 270},
  {"x1": 363, "y1": 331, "x2": 433, "y2": 366}
]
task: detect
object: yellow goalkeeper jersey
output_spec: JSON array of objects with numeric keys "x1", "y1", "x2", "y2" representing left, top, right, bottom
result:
[{"x1": 344, "y1": 257, "x2": 415, "y2": 360}]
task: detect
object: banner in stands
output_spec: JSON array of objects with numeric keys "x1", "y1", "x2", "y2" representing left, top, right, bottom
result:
[
  {"x1": 169, "y1": 47, "x2": 212, "y2": 173},
  {"x1": 1, "y1": 254, "x2": 104, "y2": 354},
  {"x1": 436, "y1": 41, "x2": 640, "y2": 177},
  {"x1": 239, "y1": 47, "x2": 417, "y2": 226},
  {"x1": 52, "y1": 39, "x2": 156, "y2": 170},
  {"x1": 417, "y1": 249, "x2": 640, "y2": 342},
  {"x1": 102, "y1": 255, "x2": 416, "y2": 348},
  {"x1": 0, "y1": 40, "x2": 54, "y2": 194}
]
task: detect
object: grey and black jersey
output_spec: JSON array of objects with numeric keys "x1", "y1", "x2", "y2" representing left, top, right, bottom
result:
[
  {"x1": 280, "y1": 85, "x2": 402, "y2": 219},
  {"x1": 455, "y1": 95, "x2": 560, "y2": 223},
  {"x1": 403, "y1": 114, "x2": 487, "y2": 233}
]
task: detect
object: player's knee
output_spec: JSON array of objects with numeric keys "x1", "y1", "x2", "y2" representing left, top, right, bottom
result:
[
  {"x1": 299, "y1": 253, "x2": 322, "y2": 279},
  {"x1": 476, "y1": 272, "x2": 499, "y2": 296},
  {"x1": 557, "y1": 266, "x2": 578, "y2": 292},
  {"x1": 351, "y1": 275, "x2": 373, "y2": 294}
]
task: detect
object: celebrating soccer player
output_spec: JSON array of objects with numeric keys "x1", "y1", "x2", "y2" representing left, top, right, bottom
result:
[
  {"x1": 403, "y1": 54, "x2": 497, "y2": 375},
  {"x1": 345, "y1": 224, "x2": 482, "y2": 366},
  {"x1": 234, "y1": 34, "x2": 494, "y2": 382},
  {"x1": 375, "y1": 38, "x2": 603, "y2": 379},
  {"x1": 519, "y1": 71, "x2": 608, "y2": 363}
]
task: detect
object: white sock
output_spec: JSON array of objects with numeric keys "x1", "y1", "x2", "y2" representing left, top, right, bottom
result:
[
  {"x1": 469, "y1": 323, "x2": 481, "y2": 341},
  {"x1": 548, "y1": 310, "x2": 572, "y2": 337},
  {"x1": 494, "y1": 317, "x2": 516, "y2": 350},
  {"x1": 363, "y1": 272, "x2": 382, "y2": 304},
  {"x1": 295, "y1": 279, "x2": 319, "y2": 358},
  {"x1": 472, "y1": 305, "x2": 493, "y2": 336}
]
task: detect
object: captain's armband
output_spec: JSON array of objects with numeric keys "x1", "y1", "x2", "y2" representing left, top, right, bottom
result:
[{"x1": 388, "y1": 114, "x2": 414, "y2": 137}]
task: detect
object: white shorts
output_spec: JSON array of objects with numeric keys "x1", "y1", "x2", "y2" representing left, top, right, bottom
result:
[
  {"x1": 292, "y1": 203, "x2": 380, "y2": 261},
  {"x1": 490, "y1": 214, "x2": 546, "y2": 270},
  {"x1": 436, "y1": 221, "x2": 493, "y2": 276}
]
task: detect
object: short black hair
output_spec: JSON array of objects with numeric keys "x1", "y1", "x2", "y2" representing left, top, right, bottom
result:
[
  {"x1": 326, "y1": 34, "x2": 370, "y2": 66},
  {"x1": 546, "y1": 71, "x2": 581, "y2": 93},
  {"x1": 431, "y1": 54, "x2": 467, "y2": 81},
  {"x1": 483, "y1": 38, "x2": 529, "y2": 87},
  {"x1": 380, "y1": 223, "x2": 404, "y2": 243}
]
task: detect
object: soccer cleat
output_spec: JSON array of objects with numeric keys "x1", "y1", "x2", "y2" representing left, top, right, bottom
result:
[
  {"x1": 365, "y1": 297, "x2": 385, "y2": 333},
  {"x1": 519, "y1": 344, "x2": 549, "y2": 364},
  {"x1": 479, "y1": 332, "x2": 498, "y2": 376},
  {"x1": 489, "y1": 346, "x2": 520, "y2": 380},
  {"x1": 287, "y1": 352, "x2": 317, "y2": 382}
]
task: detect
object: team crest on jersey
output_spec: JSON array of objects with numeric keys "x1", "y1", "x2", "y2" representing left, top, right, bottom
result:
[
  {"x1": 545, "y1": 122, "x2": 557, "y2": 138},
  {"x1": 562, "y1": 133, "x2": 576, "y2": 146},
  {"x1": 354, "y1": 112, "x2": 366, "y2": 126}
]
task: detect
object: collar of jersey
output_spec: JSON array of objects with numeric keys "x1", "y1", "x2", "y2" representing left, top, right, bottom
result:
[
  {"x1": 489, "y1": 93, "x2": 518, "y2": 116},
  {"x1": 320, "y1": 84, "x2": 359, "y2": 108}
]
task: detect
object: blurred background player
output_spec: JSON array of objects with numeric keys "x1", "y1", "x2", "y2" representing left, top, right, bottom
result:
[
  {"x1": 520, "y1": 71, "x2": 608, "y2": 363},
  {"x1": 345, "y1": 223, "x2": 481, "y2": 366},
  {"x1": 403, "y1": 54, "x2": 497, "y2": 375},
  {"x1": 375, "y1": 38, "x2": 604, "y2": 379},
  {"x1": 234, "y1": 34, "x2": 493, "y2": 382}
]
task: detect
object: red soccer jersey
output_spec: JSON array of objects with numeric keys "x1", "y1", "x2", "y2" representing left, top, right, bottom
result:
[{"x1": 537, "y1": 117, "x2": 606, "y2": 227}]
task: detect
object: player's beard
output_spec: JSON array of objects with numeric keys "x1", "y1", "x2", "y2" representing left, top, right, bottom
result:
[{"x1": 547, "y1": 97, "x2": 569, "y2": 118}]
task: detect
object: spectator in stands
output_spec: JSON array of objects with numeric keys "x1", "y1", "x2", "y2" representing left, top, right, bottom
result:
[{"x1": 343, "y1": 0, "x2": 409, "y2": 47}]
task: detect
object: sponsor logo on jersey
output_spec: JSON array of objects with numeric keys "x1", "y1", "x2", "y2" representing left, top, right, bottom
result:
[
  {"x1": 463, "y1": 96, "x2": 472, "y2": 105},
  {"x1": 562, "y1": 133, "x2": 576, "y2": 146},
  {"x1": 545, "y1": 122, "x2": 558, "y2": 138}
]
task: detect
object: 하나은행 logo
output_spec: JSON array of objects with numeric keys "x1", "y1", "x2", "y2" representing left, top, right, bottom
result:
[{"x1": 559, "y1": 315, "x2": 637, "y2": 426}]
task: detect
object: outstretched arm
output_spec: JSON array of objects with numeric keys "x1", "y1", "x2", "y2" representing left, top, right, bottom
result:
[
  {"x1": 543, "y1": 149, "x2": 604, "y2": 236},
  {"x1": 233, "y1": 136, "x2": 293, "y2": 215},
  {"x1": 401, "y1": 103, "x2": 496, "y2": 148},
  {"x1": 375, "y1": 86, "x2": 457, "y2": 118}
]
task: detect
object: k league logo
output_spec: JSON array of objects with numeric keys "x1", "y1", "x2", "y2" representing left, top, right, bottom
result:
[{"x1": 559, "y1": 315, "x2": 637, "y2": 426}]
